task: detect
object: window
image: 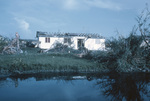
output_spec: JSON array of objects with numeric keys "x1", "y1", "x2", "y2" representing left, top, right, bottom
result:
[
  {"x1": 95, "y1": 39, "x2": 100, "y2": 44},
  {"x1": 45, "y1": 37, "x2": 50, "y2": 43},
  {"x1": 64, "y1": 38, "x2": 71, "y2": 44},
  {"x1": 64, "y1": 38, "x2": 67, "y2": 43}
]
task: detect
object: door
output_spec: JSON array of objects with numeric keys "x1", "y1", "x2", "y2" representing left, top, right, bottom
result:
[{"x1": 77, "y1": 39, "x2": 84, "y2": 49}]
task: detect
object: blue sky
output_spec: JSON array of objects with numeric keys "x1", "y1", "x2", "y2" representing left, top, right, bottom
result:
[{"x1": 0, "y1": 0, "x2": 150, "y2": 39}]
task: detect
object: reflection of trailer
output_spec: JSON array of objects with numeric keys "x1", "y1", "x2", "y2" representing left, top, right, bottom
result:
[
  {"x1": 72, "y1": 76, "x2": 87, "y2": 80},
  {"x1": 140, "y1": 36, "x2": 150, "y2": 48}
]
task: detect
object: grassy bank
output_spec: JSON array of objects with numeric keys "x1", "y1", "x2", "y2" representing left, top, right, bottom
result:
[{"x1": 0, "y1": 52, "x2": 107, "y2": 75}]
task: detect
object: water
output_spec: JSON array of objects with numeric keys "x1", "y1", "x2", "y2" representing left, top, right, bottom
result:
[{"x1": 0, "y1": 73, "x2": 150, "y2": 101}]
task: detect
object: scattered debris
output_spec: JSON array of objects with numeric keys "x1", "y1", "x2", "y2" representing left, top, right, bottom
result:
[{"x1": 2, "y1": 32, "x2": 23, "y2": 54}]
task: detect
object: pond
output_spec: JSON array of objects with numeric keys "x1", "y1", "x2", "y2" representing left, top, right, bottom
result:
[{"x1": 0, "y1": 72, "x2": 150, "y2": 101}]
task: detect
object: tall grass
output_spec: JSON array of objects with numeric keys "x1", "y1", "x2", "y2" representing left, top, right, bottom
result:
[{"x1": 0, "y1": 51, "x2": 102, "y2": 74}]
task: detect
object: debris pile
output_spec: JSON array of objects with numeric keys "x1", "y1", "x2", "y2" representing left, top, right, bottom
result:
[{"x1": 2, "y1": 32, "x2": 22, "y2": 54}]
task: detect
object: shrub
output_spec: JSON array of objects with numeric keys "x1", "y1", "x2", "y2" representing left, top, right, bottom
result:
[{"x1": 0, "y1": 35, "x2": 9, "y2": 53}]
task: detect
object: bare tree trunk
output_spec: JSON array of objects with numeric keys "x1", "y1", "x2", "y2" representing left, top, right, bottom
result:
[{"x1": 16, "y1": 32, "x2": 20, "y2": 52}]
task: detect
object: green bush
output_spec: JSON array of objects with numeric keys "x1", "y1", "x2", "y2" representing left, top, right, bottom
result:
[{"x1": 0, "y1": 35, "x2": 9, "y2": 53}]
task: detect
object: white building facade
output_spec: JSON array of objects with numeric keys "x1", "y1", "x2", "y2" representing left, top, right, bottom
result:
[{"x1": 36, "y1": 31, "x2": 105, "y2": 51}]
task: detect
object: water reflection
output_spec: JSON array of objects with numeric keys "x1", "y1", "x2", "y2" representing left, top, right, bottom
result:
[
  {"x1": 0, "y1": 72, "x2": 96, "y2": 88},
  {"x1": 96, "y1": 73, "x2": 150, "y2": 101},
  {"x1": 0, "y1": 72, "x2": 150, "y2": 101}
]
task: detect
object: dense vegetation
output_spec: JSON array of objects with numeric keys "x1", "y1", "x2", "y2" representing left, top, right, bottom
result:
[{"x1": 83, "y1": 32, "x2": 150, "y2": 72}]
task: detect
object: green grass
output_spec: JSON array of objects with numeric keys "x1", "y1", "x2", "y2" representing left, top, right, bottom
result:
[{"x1": 0, "y1": 52, "x2": 103, "y2": 73}]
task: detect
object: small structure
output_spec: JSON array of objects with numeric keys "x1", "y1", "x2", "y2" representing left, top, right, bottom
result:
[
  {"x1": 36, "y1": 31, "x2": 105, "y2": 51},
  {"x1": 20, "y1": 39, "x2": 39, "y2": 48},
  {"x1": 140, "y1": 36, "x2": 150, "y2": 48}
]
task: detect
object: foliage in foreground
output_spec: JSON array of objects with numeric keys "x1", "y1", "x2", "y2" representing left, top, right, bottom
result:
[
  {"x1": 83, "y1": 6, "x2": 150, "y2": 72},
  {"x1": 83, "y1": 31, "x2": 150, "y2": 72}
]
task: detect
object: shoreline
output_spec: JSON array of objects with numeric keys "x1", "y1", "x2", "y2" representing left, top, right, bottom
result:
[{"x1": 0, "y1": 68, "x2": 149, "y2": 79}]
